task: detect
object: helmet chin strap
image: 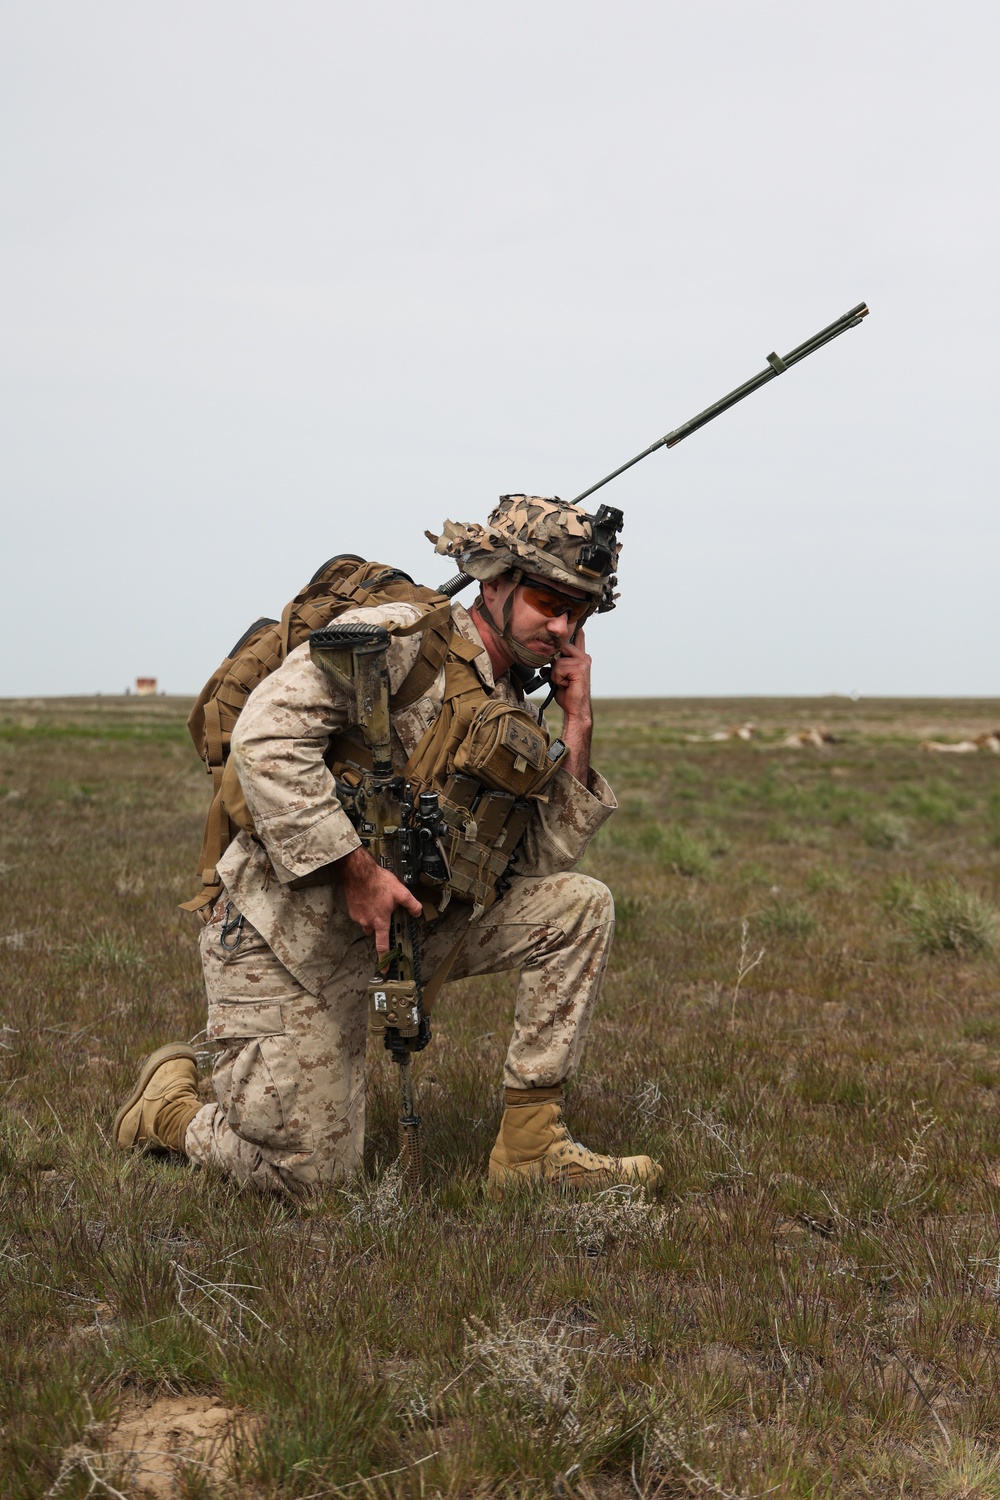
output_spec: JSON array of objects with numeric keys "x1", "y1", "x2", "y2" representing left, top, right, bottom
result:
[{"x1": 479, "y1": 570, "x2": 555, "y2": 671}]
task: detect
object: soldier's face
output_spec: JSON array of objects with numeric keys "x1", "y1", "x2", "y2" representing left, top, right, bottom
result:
[{"x1": 491, "y1": 573, "x2": 590, "y2": 660}]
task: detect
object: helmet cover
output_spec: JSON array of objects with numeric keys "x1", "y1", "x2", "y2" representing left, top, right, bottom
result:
[{"x1": 426, "y1": 495, "x2": 621, "y2": 612}]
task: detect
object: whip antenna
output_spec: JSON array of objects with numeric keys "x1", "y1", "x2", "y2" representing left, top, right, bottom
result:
[{"x1": 439, "y1": 301, "x2": 869, "y2": 598}]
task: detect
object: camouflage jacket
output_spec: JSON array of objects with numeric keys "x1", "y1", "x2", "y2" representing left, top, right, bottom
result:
[{"x1": 216, "y1": 600, "x2": 616, "y2": 995}]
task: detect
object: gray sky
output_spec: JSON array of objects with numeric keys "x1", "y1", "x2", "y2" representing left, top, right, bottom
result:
[{"x1": 2, "y1": 1, "x2": 997, "y2": 698}]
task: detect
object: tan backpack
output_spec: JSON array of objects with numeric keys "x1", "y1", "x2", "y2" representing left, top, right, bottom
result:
[{"x1": 182, "y1": 554, "x2": 452, "y2": 911}]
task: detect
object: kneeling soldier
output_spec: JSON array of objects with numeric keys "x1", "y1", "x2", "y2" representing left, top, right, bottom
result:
[{"x1": 115, "y1": 497, "x2": 660, "y2": 1196}]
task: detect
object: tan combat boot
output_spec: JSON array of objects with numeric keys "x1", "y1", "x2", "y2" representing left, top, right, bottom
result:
[
  {"x1": 113, "y1": 1044, "x2": 202, "y2": 1155},
  {"x1": 488, "y1": 1085, "x2": 661, "y2": 1197}
]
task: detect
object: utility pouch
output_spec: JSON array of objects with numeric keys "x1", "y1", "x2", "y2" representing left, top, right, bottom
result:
[
  {"x1": 451, "y1": 701, "x2": 567, "y2": 798},
  {"x1": 424, "y1": 773, "x2": 532, "y2": 914}
]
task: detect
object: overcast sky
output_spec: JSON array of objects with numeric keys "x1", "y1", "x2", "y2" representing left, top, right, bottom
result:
[{"x1": 2, "y1": 2, "x2": 996, "y2": 698}]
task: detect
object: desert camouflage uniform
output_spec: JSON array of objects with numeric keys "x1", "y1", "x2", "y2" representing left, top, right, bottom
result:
[{"x1": 185, "y1": 599, "x2": 616, "y2": 1194}]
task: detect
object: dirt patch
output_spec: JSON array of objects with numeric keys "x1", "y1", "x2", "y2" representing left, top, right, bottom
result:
[{"x1": 107, "y1": 1394, "x2": 251, "y2": 1498}]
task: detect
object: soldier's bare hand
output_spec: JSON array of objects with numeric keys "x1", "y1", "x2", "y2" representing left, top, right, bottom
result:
[
  {"x1": 338, "y1": 846, "x2": 422, "y2": 956},
  {"x1": 548, "y1": 629, "x2": 593, "y2": 726},
  {"x1": 547, "y1": 629, "x2": 593, "y2": 785}
]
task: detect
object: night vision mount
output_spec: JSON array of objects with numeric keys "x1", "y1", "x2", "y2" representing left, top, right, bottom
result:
[{"x1": 575, "y1": 502, "x2": 624, "y2": 582}]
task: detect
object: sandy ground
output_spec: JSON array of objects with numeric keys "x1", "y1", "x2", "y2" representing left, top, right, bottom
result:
[{"x1": 107, "y1": 1393, "x2": 249, "y2": 1498}]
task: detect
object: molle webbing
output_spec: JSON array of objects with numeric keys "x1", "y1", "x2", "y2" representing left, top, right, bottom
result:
[
  {"x1": 385, "y1": 635, "x2": 534, "y2": 917},
  {"x1": 325, "y1": 629, "x2": 556, "y2": 919},
  {"x1": 400, "y1": 637, "x2": 486, "y2": 789}
]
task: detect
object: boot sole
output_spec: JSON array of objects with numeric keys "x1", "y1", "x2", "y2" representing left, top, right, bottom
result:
[
  {"x1": 488, "y1": 1163, "x2": 662, "y2": 1200},
  {"x1": 113, "y1": 1043, "x2": 198, "y2": 1149}
]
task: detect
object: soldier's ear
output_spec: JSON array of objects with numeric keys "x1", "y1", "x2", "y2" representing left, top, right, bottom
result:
[{"x1": 481, "y1": 574, "x2": 508, "y2": 609}]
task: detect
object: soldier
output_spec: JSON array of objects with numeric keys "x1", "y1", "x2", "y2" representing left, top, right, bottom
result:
[{"x1": 114, "y1": 497, "x2": 661, "y2": 1196}]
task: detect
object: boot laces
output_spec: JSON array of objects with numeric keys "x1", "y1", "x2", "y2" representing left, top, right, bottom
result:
[
  {"x1": 551, "y1": 1116, "x2": 610, "y2": 1164},
  {"x1": 550, "y1": 1112, "x2": 585, "y2": 1149}
]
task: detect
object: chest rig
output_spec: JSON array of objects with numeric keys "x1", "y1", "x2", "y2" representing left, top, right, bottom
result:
[{"x1": 322, "y1": 604, "x2": 567, "y2": 917}]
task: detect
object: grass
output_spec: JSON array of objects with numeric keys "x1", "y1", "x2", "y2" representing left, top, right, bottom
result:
[
  {"x1": 3, "y1": 693, "x2": 1000, "y2": 1496},
  {"x1": 884, "y1": 876, "x2": 999, "y2": 957}
]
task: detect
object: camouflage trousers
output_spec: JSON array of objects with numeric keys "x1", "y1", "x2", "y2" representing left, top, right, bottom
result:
[{"x1": 185, "y1": 872, "x2": 614, "y2": 1194}]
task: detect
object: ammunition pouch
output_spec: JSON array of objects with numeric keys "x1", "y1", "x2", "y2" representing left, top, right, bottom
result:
[
  {"x1": 429, "y1": 699, "x2": 567, "y2": 913},
  {"x1": 432, "y1": 774, "x2": 533, "y2": 914},
  {"x1": 451, "y1": 700, "x2": 564, "y2": 799}
]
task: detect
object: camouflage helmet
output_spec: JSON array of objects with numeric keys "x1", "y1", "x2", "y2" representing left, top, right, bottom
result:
[{"x1": 426, "y1": 495, "x2": 622, "y2": 612}]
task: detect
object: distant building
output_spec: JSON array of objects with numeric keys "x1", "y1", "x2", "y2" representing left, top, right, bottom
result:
[{"x1": 135, "y1": 677, "x2": 158, "y2": 696}]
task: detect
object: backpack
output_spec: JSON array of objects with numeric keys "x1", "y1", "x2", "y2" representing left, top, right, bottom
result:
[{"x1": 182, "y1": 554, "x2": 452, "y2": 911}]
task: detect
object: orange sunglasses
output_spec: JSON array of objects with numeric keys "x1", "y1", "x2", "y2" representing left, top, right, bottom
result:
[{"x1": 519, "y1": 579, "x2": 591, "y2": 626}]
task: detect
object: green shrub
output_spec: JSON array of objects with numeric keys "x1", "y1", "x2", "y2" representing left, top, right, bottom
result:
[
  {"x1": 62, "y1": 930, "x2": 147, "y2": 968},
  {"x1": 893, "y1": 877, "x2": 998, "y2": 957},
  {"x1": 862, "y1": 811, "x2": 909, "y2": 850},
  {"x1": 963, "y1": 1017, "x2": 1000, "y2": 1045},
  {"x1": 656, "y1": 826, "x2": 712, "y2": 878},
  {"x1": 805, "y1": 865, "x2": 852, "y2": 894},
  {"x1": 891, "y1": 780, "x2": 959, "y2": 827},
  {"x1": 757, "y1": 898, "x2": 815, "y2": 940},
  {"x1": 622, "y1": 821, "x2": 712, "y2": 877},
  {"x1": 881, "y1": 874, "x2": 919, "y2": 914}
]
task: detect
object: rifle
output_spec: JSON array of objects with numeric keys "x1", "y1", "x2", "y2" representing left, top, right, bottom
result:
[
  {"x1": 309, "y1": 621, "x2": 450, "y2": 1191},
  {"x1": 437, "y1": 301, "x2": 870, "y2": 602}
]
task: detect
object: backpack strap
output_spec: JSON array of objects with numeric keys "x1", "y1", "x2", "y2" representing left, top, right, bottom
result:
[
  {"x1": 202, "y1": 695, "x2": 226, "y2": 775},
  {"x1": 402, "y1": 656, "x2": 484, "y2": 790},
  {"x1": 389, "y1": 602, "x2": 453, "y2": 709}
]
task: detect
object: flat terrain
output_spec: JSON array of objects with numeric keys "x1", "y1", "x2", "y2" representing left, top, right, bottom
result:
[{"x1": 3, "y1": 695, "x2": 1000, "y2": 1498}]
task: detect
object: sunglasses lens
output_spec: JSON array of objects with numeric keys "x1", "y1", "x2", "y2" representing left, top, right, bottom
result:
[{"x1": 522, "y1": 583, "x2": 587, "y2": 622}]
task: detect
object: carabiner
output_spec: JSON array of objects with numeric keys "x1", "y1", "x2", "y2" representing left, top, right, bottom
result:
[{"x1": 219, "y1": 901, "x2": 246, "y2": 951}]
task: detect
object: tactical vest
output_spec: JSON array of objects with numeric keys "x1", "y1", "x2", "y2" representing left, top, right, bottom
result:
[
  {"x1": 327, "y1": 617, "x2": 566, "y2": 917},
  {"x1": 184, "y1": 558, "x2": 564, "y2": 916}
]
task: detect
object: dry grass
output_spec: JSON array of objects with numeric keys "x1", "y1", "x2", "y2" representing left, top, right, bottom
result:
[{"x1": 3, "y1": 694, "x2": 1000, "y2": 1497}]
